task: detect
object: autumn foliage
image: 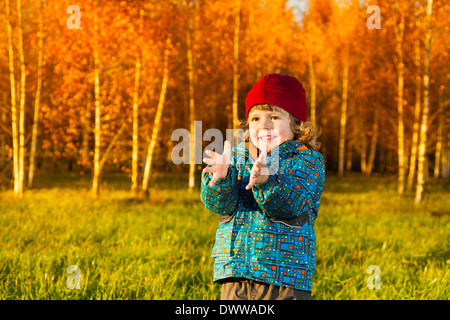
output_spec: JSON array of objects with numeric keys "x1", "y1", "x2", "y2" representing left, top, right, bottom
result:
[{"x1": 0, "y1": 0, "x2": 449, "y2": 197}]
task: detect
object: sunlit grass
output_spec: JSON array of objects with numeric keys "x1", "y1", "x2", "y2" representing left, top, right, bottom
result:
[{"x1": 0, "y1": 172, "x2": 448, "y2": 299}]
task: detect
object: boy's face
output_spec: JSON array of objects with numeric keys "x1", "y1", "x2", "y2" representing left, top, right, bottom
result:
[{"x1": 248, "y1": 107, "x2": 295, "y2": 153}]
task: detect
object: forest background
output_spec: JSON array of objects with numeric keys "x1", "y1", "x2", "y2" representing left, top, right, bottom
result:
[{"x1": 0, "y1": 0, "x2": 448, "y2": 300}]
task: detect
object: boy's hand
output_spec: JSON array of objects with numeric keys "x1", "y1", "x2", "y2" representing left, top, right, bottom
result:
[
  {"x1": 202, "y1": 140, "x2": 232, "y2": 187},
  {"x1": 246, "y1": 143, "x2": 270, "y2": 190}
]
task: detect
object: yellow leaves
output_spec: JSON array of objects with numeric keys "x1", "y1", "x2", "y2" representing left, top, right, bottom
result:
[{"x1": 1, "y1": 0, "x2": 446, "y2": 180}]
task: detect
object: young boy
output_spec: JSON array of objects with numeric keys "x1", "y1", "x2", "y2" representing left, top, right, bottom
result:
[{"x1": 201, "y1": 73, "x2": 325, "y2": 300}]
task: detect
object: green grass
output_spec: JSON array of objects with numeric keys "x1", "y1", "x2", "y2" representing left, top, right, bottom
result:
[{"x1": 0, "y1": 172, "x2": 448, "y2": 300}]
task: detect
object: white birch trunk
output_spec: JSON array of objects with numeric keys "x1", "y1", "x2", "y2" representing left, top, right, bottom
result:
[
  {"x1": 338, "y1": 49, "x2": 349, "y2": 177},
  {"x1": 6, "y1": 0, "x2": 20, "y2": 197},
  {"x1": 28, "y1": 0, "x2": 44, "y2": 188},
  {"x1": 415, "y1": 0, "x2": 433, "y2": 204},
  {"x1": 186, "y1": 29, "x2": 196, "y2": 192},
  {"x1": 407, "y1": 24, "x2": 422, "y2": 191},
  {"x1": 365, "y1": 108, "x2": 379, "y2": 176},
  {"x1": 131, "y1": 8, "x2": 144, "y2": 194},
  {"x1": 395, "y1": 12, "x2": 405, "y2": 194},
  {"x1": 92, "y1": 0, "x2": 101, "y2": 197},
  {"x1": 308, "y1": 53, "x2": 316, "y2": 124},
  {"x1": 232, "y1": 0, "x2": 241, "y2": 128},
  {"x1": 141, "y1": 39, "x2": 171, "y2": 196},
  {"x1": 434, "y1": 85, "x2": 444, "y2": 178}
]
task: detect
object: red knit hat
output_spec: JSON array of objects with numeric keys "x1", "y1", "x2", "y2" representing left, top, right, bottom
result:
[{"x1": 245, "y1": 73, "x2": 307, "y2": 122}]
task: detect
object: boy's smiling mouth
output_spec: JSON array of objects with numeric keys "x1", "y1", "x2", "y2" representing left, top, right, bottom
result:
[{"x1": 258, "y1": 135, "x2": 277, "y2": 140}]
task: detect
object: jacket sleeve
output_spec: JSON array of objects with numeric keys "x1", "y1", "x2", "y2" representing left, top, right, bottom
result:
[
  {"x1": 200, "y1": 163, "x2": 240, "y2": 216},
  {"x1": 252, "y1": 152, "x2": 325, "y2": 221}
]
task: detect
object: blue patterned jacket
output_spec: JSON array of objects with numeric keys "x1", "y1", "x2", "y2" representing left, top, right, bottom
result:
[{"x1": 200, "y1": 139, "x2": 325, "y2": 292}]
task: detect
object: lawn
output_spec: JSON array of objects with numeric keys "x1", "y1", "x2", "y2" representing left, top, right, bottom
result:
[{"x1": 0, "y1": 172, "x2": 448, "y2": 299}]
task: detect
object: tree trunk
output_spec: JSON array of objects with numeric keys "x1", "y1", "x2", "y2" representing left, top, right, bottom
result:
[
  {"x1": 346, "y1": 105, "x2": 354, "y2": 173},
  {"x1": 442, "y1": 114, "x2": 450, "y2": 179},
  {"x1": 321, "y1": 118, "x2": 327, "y2": 161},
  {"x1": 338, "y1": 48, "x2": 349, "y2": 177},
  {"x1": 232, "y1": 0, "x2": 241, "y2": 128},
  {"x1": 28, "y1": 0, "x2": 44, "y2": 188},
  {"x1": 92, "y1": 0, "x2": 101, "y2": 197},
  {"x1": 395, "y1": 12, "x2": 405, "y2": 194},
  {"x1": 0, "y1": 95, "x2": 5, "y2": 170},
  {"x1": 407, "y1": 25, "x2": 422, "y2": 191},
  {"x1": 6, "y1": 0, "x2": 21, "y2": 197},
  {"x1": 308, "y1": 53, "x2": 316, "y2": 124},
  {"x1": 365, "y1": 108, "x2": 379, "y2": 176},
  {"x1": 166, "y1": 98, "x2": 175, "y2": 164},
  {"x1": 17, "y1": 0, "x2": 26, "y2": 196},
  {"x1": 186, "y1": 29, "x2": 196, "y2": 192},
  {"x1": 131, "y1": 8, "x2": 144, "y2": 195},
  {"x1": 141, "y1": 38, "x2": 171, "y2": 196},
  {"x1": 434, "y1": 85, "x2": 444, "y2": 178},
  {"x1": 82, "y1": 99, "x2": 91, "y2": 169},
  {"x1": 358, "y1": 106, "x2": 367, "y2": 174},
  {"x1": 415, "y1": 0, "x2": 433, "y2": 204},
  {"x1": 346, "y1": 140, "x2": 352, "y2": 172}
]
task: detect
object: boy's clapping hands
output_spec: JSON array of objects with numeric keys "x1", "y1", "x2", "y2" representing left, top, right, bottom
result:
[
  {"x1": 203, "y1": 140, "x2": 269, "y2": 189},
  {"x1": 202, "y1": 140, "x2": 232, "y2": 187},
  {"x1": 246, "y1": 142, "x2": 269, "y2": 190}
]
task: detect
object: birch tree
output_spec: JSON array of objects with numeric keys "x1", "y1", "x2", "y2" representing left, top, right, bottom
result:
[
  {"x1": 231, "y1": 0, "x2": 241, "y2": 128},
  {"x1": 6, "y1": 0, "x2": 21, "y2": 197},
  {"x1": 17, "y1": 0, "x2": 26, "y2": 196},
  {"x1": 141, "y1": 38, "x2": 171, "y2": 197},
  {"x1": 91, "y1": 0, "x2": 101, "y2": 197},
  {"x1": 308, "y1": 53, "x2": 317, "y2": 124},
  {"x1": 415, "y1": 0, "x2": 433, "y2": 204},
  {"x1": 338, "y1": 47, "x2": 349, "y2": 177},
  {"x1": 28, "y1": 0, "x2": 44, "y2": 188},
  {"x1": 392, "y1": 2, "x2": 406, "y2": 194},
  {"x1": 365, "y1": 108, "x2": 379, "y2": 176},
  {"x1": 0, "y1": 95, "x2": 5, "y2": 171},
  {"x1": 434, "y1": 85, "x2": 444, "y2": 178},
  {"x1": 131, "y1": 7, "x2": 144, "y2": 195},
  {"x1": 443, "y1": 112, "x2": 450, "y2": 178},
  {"x1": 407, "y1": 14, "x2": 422, "y2": 190},
  {"x1": 186, "y1": 26, "x2": 196, "y2": 192},
  {"x1": 82, "y1": 97, "x2": 91, "y2": 169},
  {"x1": 331, "y1": 1, "x2": 359, "y2": 177}
]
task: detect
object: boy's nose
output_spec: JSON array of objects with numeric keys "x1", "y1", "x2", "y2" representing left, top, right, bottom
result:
[{"x1": 261, "y1": 118, "x2": 273, "y2": 129}]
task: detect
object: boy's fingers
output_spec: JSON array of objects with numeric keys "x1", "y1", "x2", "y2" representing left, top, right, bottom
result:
[
  {"x1": 203, "y1": 166, "x2": 216, "y2": 173},
  {"x1": 205, "y1": 149, "x2": 217, "y2": 158},
  {"x1": 223, "y1": 140, "x2": 231, "y2": 155},
  {"x1": 246, "y1": 173, "x2": 256, "y2": 189},
  {"x1": 209, "y1": 175, "x2": 218, "y2": 187},
  {"x1": 252, "y1": 161, "x2": 262, "y2": 178},
  {"x1": 223, "y1": 140, "x2": 232, "y2": 164},
  {"x1": 259, "y1": 143, "x2": 268, "y2": 164},
  {"x1": 202, "y1": 157, "x2": 215, "y2": 165}
]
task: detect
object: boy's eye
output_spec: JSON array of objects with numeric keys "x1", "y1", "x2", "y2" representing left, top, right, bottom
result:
[
  {"x1": 250, "y1": 117, "x2": 259, "y2": 121},
  {"x1": 271, "y1": 115, "x2": 280, "y2": 120}
]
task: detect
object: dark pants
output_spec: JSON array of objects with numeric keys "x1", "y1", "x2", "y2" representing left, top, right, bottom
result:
[{"x1": 220, "y1": 279, "x2": 312, "y2": 300}]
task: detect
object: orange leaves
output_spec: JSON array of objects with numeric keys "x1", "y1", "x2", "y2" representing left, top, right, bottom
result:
[{"x1": 0, "y1": 0, "x2": 447, "y2": 178}]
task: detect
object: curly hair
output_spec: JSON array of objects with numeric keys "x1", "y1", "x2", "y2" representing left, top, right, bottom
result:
[{"x1": 237, "y1": 104, "x2": 322, "y2": 151}]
